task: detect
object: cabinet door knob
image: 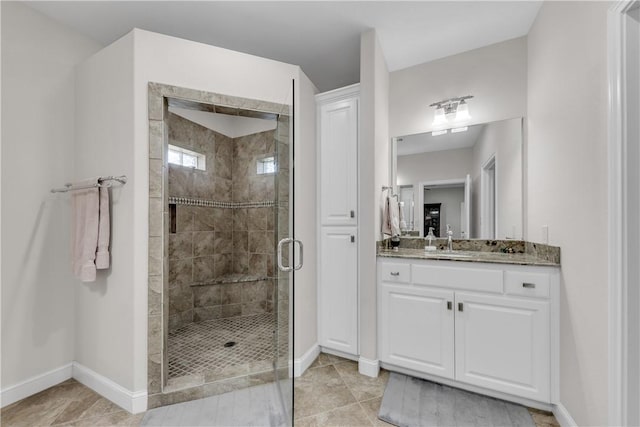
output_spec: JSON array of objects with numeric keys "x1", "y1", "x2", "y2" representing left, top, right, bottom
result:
[
  {"x1": 350, "y1": 235, "x2": 355, "y2": 243},
  {"x1": 458, "y1": 302, "x2": 464, "y2": 312},
  {"x1": 390, "y1": 272, "x2": 400, "y2": 276},
  {"x1": 447, "y1": 301, "x2": 452, "y2": 310},
  {"x1": 350, "y1": 210, "x2": 355, "y2": 218},
  {"x1": 522, "y1": 282, "x2": 536, "y2": 288}
]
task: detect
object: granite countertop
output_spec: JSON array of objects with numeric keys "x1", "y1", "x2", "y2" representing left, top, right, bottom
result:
[{"x1": 377, "y1": 248, "x2": 560, "y2": 267}]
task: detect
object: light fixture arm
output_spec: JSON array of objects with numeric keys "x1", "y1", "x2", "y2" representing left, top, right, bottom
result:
[{"x1": 429, "y1": 95, "x2": 474, "y2": 109}]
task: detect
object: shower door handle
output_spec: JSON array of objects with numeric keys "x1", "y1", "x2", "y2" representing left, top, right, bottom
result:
[
  {"x1": 277, "y1": 238, "x2": 303, "y2": 272},
  {"x1": 277, "y1": 238, "x2": 294, "y2": 272}
]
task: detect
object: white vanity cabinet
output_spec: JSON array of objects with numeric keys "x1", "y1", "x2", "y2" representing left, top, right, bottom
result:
[
  {"x1": 316, "y1": 84, "x2": 359, "y2": 356},
  {"x1": 379, "y1": 283, "x2": 455, "y2": 378},
  {"x1": 378, "y1": 257, "x2": 559, "y2": 405}
]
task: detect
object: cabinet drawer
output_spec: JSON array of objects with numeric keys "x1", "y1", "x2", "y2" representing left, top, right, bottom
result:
[
  {"x1": 380, "y1": 263, "x2": 410, "y2": 283},
  {"x1": 504, "y1": 271, "x2": 550, "y2": 298},
  {"x1": 412, "y1": 264, "x2": 503, "y2": 293}
]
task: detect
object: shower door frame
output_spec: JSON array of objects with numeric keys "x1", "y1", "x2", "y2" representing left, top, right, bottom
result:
[{"x1": 146, "y1": 82, "x2": 292, "y2": 409}]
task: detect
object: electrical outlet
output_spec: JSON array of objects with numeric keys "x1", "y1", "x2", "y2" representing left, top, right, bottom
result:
[{"x1": 542, "y1": 225, "x2": 549, "y2": 244}]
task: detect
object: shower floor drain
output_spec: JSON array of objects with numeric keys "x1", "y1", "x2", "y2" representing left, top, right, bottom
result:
[{"x1": 224, "y1": 341, "x2": 236, "y2": 348}]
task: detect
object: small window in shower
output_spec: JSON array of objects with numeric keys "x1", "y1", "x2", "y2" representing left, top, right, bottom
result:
[
  {"x1": 256, "y1": 156, "x2": 276, "y2": 175},
  {"x1": 168, "y1": 144, "x2": 206, "y2": 171}
]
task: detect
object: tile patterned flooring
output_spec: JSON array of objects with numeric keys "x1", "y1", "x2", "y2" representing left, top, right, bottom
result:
[
  {"x1": 0, "y1": 379, "x2": 143, "y2": 427},
  {"x1": 168, "y1": 313, "x2": 275, "y2": 379},
  {"x1": 294, "y1": 354, "x2": 560, "y2": 427},
  {"x1": 2, "y1": 352, "x2": 560, "y2": 427}
]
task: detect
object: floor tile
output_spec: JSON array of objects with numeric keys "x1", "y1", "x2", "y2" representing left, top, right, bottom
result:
[
  {"x1": 57, "y1": 410, "x2": 144, "y2": 426},
  {"x1": 334, "y1": 360, "x2": 390, "y2": 402},
  {"x1": 308, "y1": 353, "x2": 334, "y2": 369},
  {"x1": 313, "y1": 402, "x2": 373, "y2": 427},
  {"x1": 359, "y1": 397, "x2": 394, "y2": 427},
  {"x1": 168, "y1": 313, "x2": 276, "y2": 379},
  {"x1": 294, "y1": 365, "x2": 357, "y2": 419},
  {"x1": 529, "y1": 409, "x2": 561, "y2": 427},
  {"x1": 1, "y1": 380, "x2": 84, "y2": 427}
]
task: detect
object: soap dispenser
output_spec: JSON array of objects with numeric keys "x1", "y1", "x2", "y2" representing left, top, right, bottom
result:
[{"x1": 425, "y1": 227, "x2": 437, "y2": 252}]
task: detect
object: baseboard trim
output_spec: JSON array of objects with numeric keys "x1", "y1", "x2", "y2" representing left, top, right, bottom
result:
[
  {"x1": 358, "y1": 357, "x2": 380, "y2": 378},
  {"x1": 72, "y1": 362, "x2": 147, "y2": 414},
  {"x1": 553, "y1": 402, "x2": 577, "y2": 427},
  {"x1": 0, "y1": 363, "x2": 73, "y2": 408},
  {"x1": 294, "y1": 344, "x2": 320, "y2": 377}
]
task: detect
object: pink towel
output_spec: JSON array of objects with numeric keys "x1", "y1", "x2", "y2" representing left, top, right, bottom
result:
[
  {"x1": 95, "y1": 185, "x2": 110, "y2": 269},
  {"x1": 71, "y1": 178, "x2": 111, "y2": 281},
  {"x1": 71, "y1": 179, "x2": 100, "y2": 282}
]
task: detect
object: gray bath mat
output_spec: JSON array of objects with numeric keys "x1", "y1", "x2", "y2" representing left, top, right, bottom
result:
[
  {"x1": 378, "y1": 372, "x2": 536, "y2": 427},
  {"x1": 141, "y1": 382, "x2": 287, "y2": 426}
]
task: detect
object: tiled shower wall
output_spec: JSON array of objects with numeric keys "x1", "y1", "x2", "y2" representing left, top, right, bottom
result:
[{"x1": 167, "y1": 112, "x2": 277, "y2": 331}]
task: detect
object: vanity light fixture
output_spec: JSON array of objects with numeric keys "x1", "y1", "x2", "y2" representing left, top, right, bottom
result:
[
  {"x1": 432, "y1": 129, "x2": 448, "y2": 136},
  {"x1": 430, "y1": 95, "x2": 474, "y2": 132}
]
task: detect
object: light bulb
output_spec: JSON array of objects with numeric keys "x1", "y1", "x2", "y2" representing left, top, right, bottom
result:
[
  {"x1": 432, "y1": 106, "x2": 447, "y2": 128},
  {"x1": 455, "y1": 100, "x2": 471, "y2": 122}
]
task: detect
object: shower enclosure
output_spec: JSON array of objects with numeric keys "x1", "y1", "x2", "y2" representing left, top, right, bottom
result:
[{"x1": 146, "y1": 83, "x2": 294, "y2": 424}]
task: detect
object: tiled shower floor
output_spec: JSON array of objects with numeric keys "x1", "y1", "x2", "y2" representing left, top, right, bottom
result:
[{"x1": 167, "y1": 313, "x2": 277, "y2": 379}]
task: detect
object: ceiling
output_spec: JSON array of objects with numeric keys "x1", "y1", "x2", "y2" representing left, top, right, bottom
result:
[
  {"x1": 26, "y1": 1, "x2": 542, "y2": 92},
  {"x1": 397, "y1": 124, "x2": 485, "y2": 156}
]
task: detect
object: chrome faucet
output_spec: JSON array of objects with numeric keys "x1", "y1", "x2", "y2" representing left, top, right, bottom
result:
[{"x1": 446, "y1": 224, "x2": 454, "y2": 252}]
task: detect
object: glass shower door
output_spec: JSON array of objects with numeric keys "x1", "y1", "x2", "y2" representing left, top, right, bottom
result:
[{"x1": 274, "y1": 87, "x2": 295, "y2": 425}]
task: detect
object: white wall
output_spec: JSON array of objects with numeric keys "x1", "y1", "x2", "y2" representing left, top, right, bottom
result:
[
  {"x1": 389, "y1": 37, "x2": 527, "y2": 138},
  {"x1": 527, "y1": 2, "x2": 609, "y2": 425},
  {"x1": 624, "y1": 6, "x2": 640, "y2": 426},
  {"x1": 168, "y1": 107, "x2": 277, "y2": 138},
  {"x1": 397, "y1": 148, "x2": 472, "y2": 186},
  {"x1": 75, "y1": 28, "x2": 317, "y2": 395},
  {"x1": 75, "y1": 33, "x2": 136, "y2": 391},
  {"x1": 471, "y1": 118, "x2": 522, "y2": 239},
  {"x1": 359, "y1": 30, "x2": 389, "y2": 362},
  {"x1": 293, "y1": 70, "x2": 318, "y2": 359},
  {"x1": 0, "y1": 1, "x2": 101, "y2": 394}
]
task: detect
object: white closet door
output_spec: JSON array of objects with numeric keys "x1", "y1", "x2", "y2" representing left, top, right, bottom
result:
[
  {"x1": 318, "y1": 227, "x2": 358, "y2": 355},
  {"x1": 319, "y1": 98, "x2": 358, "y2": 226}
]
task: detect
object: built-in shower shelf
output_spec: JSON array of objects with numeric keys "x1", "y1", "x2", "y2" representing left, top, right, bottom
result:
[{"x1": 191, "y1": 274, "x2": 269, "y2": 287}]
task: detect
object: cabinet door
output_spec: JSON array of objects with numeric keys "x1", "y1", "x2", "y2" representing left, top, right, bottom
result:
[
  {"x1": 454, "y1": 292, "x2": 550, "y2": 402},
  {"x1": 319, "y1": 98, "x2": 358, "y2": 226},
  {"x1": 379, "y1": 283, "x2": 455, "y2": 379},
  {"x1": 318, "y1": 227, "x2": 358, "y2": 354}
]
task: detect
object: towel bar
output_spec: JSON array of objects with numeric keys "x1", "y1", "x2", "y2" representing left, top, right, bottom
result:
[{"x1": 50, "y1": 175, "x2": 127, "y2": 193}]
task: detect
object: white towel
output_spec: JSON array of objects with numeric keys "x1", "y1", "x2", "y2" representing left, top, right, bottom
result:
[
  {"x1": 95, "y1": 184, "x2": 110, "y2": 269},
  {"x1": 389, "y1": 196, "x2": 401, "y2": 237},
  {"x1": 382, "y1": 195, "x2": 392, "y2": 238},
  {"x1": 71, "y1": 179, "x2": 100, "y2": 282}
]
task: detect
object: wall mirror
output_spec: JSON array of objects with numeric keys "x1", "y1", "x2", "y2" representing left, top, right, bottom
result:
[{"x1": 391, "y1": 117, "x2": 523, "y2": 240}]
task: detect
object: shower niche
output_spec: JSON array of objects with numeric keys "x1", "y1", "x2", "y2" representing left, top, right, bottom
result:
[{"x1": 147, "y1": 83, "x2": 292, "y2": 412}]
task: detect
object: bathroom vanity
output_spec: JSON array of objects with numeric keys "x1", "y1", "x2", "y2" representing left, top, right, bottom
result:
[{"x1": 377, "y1": 247, "x2": 560, "y2": 408}]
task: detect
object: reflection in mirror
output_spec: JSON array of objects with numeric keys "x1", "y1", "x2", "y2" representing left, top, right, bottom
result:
[{"x1": 393, "y1": 118, "x2": 522, "y2": 239}]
